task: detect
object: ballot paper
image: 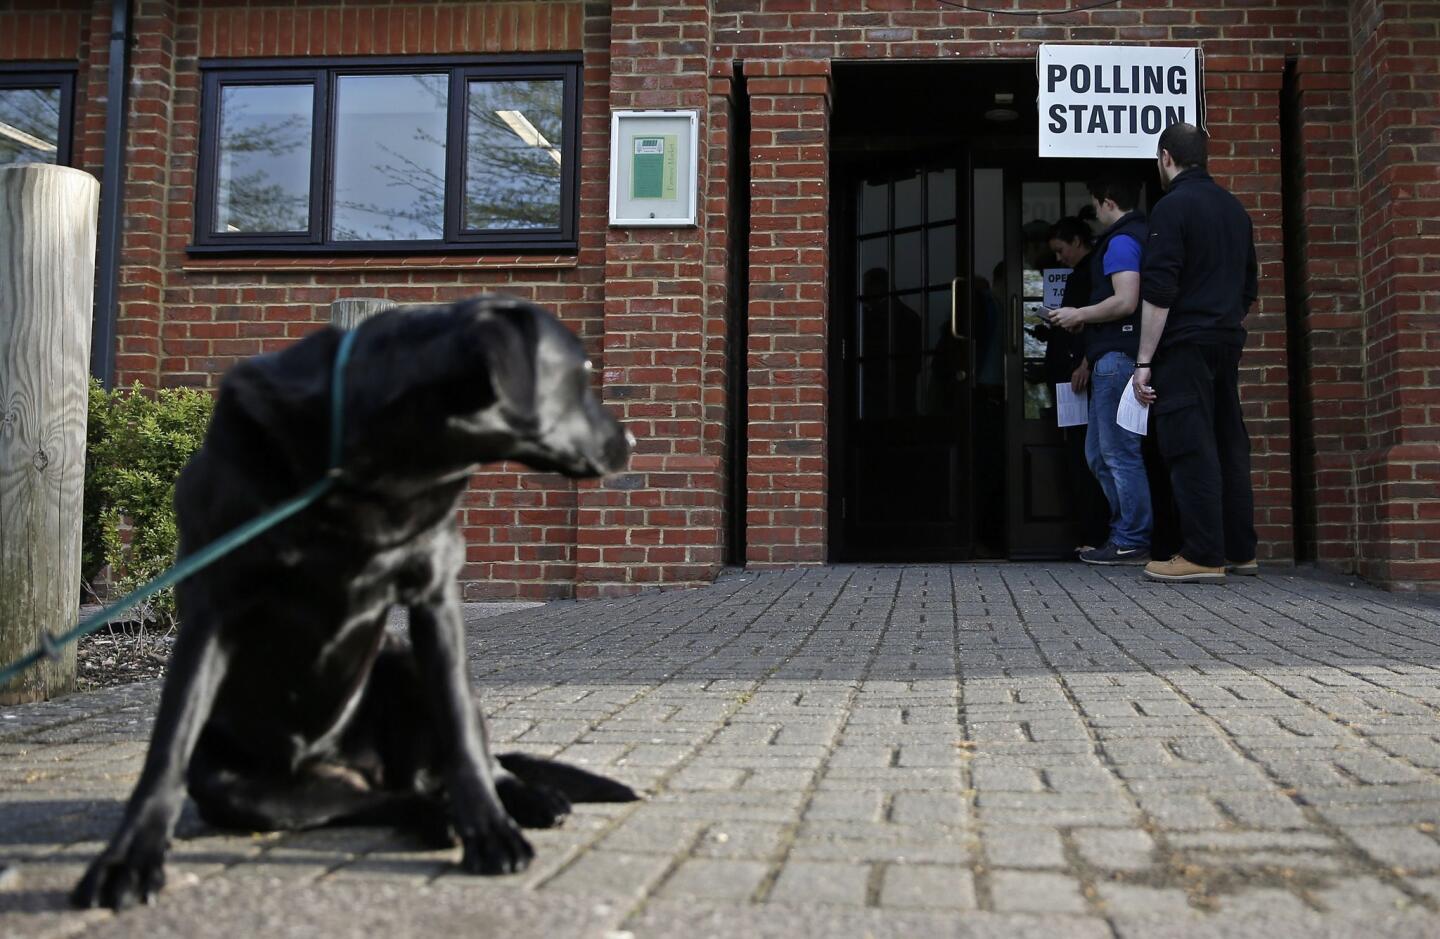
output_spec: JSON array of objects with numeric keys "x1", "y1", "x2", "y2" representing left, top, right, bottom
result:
[
  {"x1": 1116, "y1": 380, "x2": 1149, "y2": 436},
  {"x1": 1056, "y1": 383, "x2": 1088, "y2": 427}
]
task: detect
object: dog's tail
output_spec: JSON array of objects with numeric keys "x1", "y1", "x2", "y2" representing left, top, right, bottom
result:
[{"x1": 495, "y1": 752, "x2": 639, "y2": 803}]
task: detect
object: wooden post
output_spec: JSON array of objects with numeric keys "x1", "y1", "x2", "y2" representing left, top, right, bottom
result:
[
  {"x1": 330, "y1": 297, "x2": 394, "y2": 330},
  {"x1": 0, "y1": 165, "x2": 100, "y2": 703}
]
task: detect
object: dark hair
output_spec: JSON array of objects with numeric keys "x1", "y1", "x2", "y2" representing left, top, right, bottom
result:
[
  {"x1": 1086, "y1": 175, "x2": 1142, "y2": 212},
  {"x1": 1048, "y1": 216, "x2": 1093, "y2": 247},
  {"x1": 1158, "y1": 122, "x2": 1208, "y2": 169}
]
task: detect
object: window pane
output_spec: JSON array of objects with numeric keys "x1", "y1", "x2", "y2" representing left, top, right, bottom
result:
[
  {"x1": 465, "y1": 79, "x2": 564, "y2": 231},
  {"x1": 332, "y1": 73, "x2": 447, "y2": 241},
  {"x1": 0, "y1": 87, "x2": 62, "y2": 166},
  {"x1": 215, "y1": 84, "x2": 312, "y2": 233}
]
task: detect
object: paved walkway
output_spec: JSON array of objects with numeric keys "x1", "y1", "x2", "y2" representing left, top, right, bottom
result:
[{"x1": 5, "y1": 565, "x2": 1440, "y2": 937}]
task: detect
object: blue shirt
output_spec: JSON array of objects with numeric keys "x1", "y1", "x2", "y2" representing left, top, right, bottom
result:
[{"x1": 1102, "y1": 233, "x2": 1142, "y2": 277}]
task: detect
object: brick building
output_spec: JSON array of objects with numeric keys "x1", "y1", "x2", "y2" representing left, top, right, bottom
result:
[{"x1": 1, "y1": 0, "x2": 1436, "y2": 596}]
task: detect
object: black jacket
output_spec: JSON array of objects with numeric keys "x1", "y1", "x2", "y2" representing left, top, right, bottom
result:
[
  {"x1": 1140, "y1": 168, "x2": 1258, "y2": 349},
  {"x1": 1084, "y1": 210, "x2": 1147, "y2": 362}
]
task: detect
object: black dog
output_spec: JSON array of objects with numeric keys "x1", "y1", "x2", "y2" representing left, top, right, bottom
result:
[{"x1": 74, "y1": 296, "x2": 636, "y2": 910}]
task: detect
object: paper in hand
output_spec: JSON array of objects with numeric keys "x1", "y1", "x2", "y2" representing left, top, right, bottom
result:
[
  {"x1": 1056, "y1": 383, "x2": 1088, "y2": 427},
  {"x1": 1116, "y1": 380, "x2": 1149, "y2": 436}
]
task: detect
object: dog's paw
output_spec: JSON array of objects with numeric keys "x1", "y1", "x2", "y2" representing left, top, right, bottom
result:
[
  {"x1": 72, "y1": 844, "x2": 167, "y2": 910},
  {"x1": 497, "y1": 776, "x2": 571, "y2": 829},
  {"x1": 456, "y1": 814, "x2": 534, "y2": 875}
]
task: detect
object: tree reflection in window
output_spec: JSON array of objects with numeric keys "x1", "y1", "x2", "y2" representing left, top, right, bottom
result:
[
  {"x1": 0, "y1": 87, "x2": 62, "y2": 165},
  {"x1": 215, "y1": 84, "x2": 312, "y2": 233},
  {"x1": 331, "y1": 73, "x2": 448, "y2": 242},
  {"x1": 466, "y1": 80, "x2": 563, "y2": 231}
]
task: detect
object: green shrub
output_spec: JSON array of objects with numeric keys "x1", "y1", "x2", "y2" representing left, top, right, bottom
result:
[{"x1": 83, "y1": 381, "x2": 214, "y2": 626}]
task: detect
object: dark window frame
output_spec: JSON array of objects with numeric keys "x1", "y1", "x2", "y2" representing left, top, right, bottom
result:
[
  {"x1": 193, "y1": 55, "x2": 581, "y2": 256},
  {"x1": 0, "y1": 64, "x2": 77, "y2": 167}
]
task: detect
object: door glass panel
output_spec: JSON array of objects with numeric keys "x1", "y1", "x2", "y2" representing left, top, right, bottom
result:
[
  {"x1": 894, "y1": 173, "x2": 922, "y2": 229},
  {"x1": 927, "y1": 226, "x2": 956, "y2": 284},
  {"x1": 859, "y1": 180, "x2": 888, "y2": 235},
  {"x1": 927, "y1": 168, "x2": 956, "y2": 222},
  {"x1": 859, "y1": 236, "x2": 888, "y2": 299},
  {"x1": 893, "y1": 230, "x2": 923, "y2": 291}
]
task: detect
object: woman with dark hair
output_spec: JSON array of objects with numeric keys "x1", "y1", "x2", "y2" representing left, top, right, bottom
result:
[{"x1": 1042, "y1": 216, "x2": 1109, "y2": 552}]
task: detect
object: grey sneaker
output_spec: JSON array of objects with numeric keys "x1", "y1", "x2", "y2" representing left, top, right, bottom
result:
[{"x1": 1079, "y1": 542, "x2": 1150, "y2": 566}]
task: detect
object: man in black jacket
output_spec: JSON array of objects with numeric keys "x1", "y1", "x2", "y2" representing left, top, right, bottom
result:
[{"x1": 1131, "y1": 123, "x2": 1259, "y2": 584}]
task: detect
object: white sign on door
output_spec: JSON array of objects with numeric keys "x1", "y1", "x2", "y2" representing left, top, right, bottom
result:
[{"x1": 1038, "y1": 45, "x2": 1202, "y2": 159}]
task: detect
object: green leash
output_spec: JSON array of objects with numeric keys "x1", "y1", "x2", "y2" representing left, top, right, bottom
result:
[{"x1": 0, "y1": 328, "x2": 360, "y2": 691}]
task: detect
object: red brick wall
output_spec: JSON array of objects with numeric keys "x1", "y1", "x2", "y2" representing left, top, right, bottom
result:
[{"x1": 1349, "y1": 0, "x2": 1440, "y2": 590}]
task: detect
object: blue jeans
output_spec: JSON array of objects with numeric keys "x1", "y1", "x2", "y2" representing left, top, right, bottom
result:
[{"x1": 1085, "y1": 351, "x2": 1152, "y2": 549}]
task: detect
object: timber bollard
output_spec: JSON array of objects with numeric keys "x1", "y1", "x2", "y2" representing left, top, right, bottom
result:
[
  {"x1": 0, "y1": 165, "x2": 100, "y2": 703},
  {"x1": 330, "y1": 297, "x2": 394, "y2": 330}
]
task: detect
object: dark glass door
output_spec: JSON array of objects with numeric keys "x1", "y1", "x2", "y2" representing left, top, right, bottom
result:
[{"x1": 838, "y1": 159, "x2": 973, "y2": 559}]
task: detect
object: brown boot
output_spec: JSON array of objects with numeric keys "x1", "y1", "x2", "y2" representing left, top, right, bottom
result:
[
  {"x1": 1225, "y1": 559, "x2": 1259, "y2": 576},
  {"x1": 1144, "y1": 556, "x2": 1226, "y2": 584}
]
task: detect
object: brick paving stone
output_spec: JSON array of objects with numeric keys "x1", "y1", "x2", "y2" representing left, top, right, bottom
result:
[
  {"x1": 1095, "y1": 882, "x2": 1194, "y2": 916},
  {"x1": 879, "y1": 864, "x2": 977, "y2": 910},
  {"x1": 1341, "y1": 826, "x2": 1440, "y2": 871},
  {"x1": 766, "y1": 860, "x2": 870, "y2": 906},
  {"x1": 982, "y1": 828, "x2": 1067, "y2": 868},
  {"x1": 656, "y1": 858, "x2": 769, "y2": 901},
  {"x1": 1071, "y1": 828, "x2": 1156, "y2": 871},
  {"x1": 987, "y1": 869, "x2": 1089, "y2": 913}
]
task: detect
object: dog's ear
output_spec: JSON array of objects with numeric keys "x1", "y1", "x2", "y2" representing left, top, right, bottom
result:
[{"x1": 467, "y1": 303, "x2": 539, "y2": 428}]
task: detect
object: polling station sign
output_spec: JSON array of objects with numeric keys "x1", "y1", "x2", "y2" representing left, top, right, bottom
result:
[{"x1": 1038, "y1": 45, "x2": 1202, "y2": 158}]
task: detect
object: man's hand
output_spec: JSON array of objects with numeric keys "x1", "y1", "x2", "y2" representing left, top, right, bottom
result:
[
  {"x1": 1132, "y1": 366, "x2": 1156, "y2": 405},
  {"x1": 1070, "y1": 360, "x2": 1090, "y2": 393},
  {"x1": 1047, "y1": 306, "x2": 1086, "y2": 332}
]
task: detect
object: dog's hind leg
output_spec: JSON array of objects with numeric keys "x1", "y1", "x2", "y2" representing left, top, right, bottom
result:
[
  {"x1": 495, "y1": 753, "x2": 639, "y2": 805},
  {"x1": 187, "y1": 749, "x2": 453, "y2": 843}
]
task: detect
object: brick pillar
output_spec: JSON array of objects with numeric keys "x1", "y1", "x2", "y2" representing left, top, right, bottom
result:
[
  {"x1": 112, "y1": 0, "x2": 179, "y2": 389},
  {"x1": 575, "y1": 0, "x2": 724, "y2": 596},
  {"x1": 1349, "y1": 0, "x2": 1440, "y2": 589},
  {"x1": 1287, "y1": 58, "x2": 1365, "y2": 573},
  {"x1": 1204, "y1": 58, "x2": 1295, "y2": 563},
  {"x1": 744, "y1": 60, "x2": 830, "y2": 568}
]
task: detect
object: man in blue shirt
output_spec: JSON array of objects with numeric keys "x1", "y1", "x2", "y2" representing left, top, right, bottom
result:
[{"x1": 1048, "y1": 176, "x2": 1152, "y2": 565}]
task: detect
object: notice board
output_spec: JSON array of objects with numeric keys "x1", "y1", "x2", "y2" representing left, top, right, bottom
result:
[{"x1": 609, "y1": 110, "x2": 699, "y2": 226}]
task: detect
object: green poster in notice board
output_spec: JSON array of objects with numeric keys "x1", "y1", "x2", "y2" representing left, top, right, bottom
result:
[{"x1": 631, "y1": 135, "x2": 677, "y2": 200}]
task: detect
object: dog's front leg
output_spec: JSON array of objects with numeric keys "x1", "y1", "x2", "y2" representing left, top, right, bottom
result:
[
  {"x1": 410, "y1": 585, "x2": 533, "y2": 874},
  {"x1": 73, "y1": 619, "x2": 228, "y2": 909}
]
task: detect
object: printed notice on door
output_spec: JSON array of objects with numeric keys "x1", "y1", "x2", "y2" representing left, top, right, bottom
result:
[{"x1": 632, "y1": 135, "x2": 678, "y2": 200}]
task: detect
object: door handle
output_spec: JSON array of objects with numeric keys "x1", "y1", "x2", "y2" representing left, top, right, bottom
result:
[{"x1": 950, "y1": 275, "x2": 967, "y2": 340}]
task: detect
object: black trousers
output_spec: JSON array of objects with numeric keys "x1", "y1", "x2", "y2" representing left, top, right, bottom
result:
[{"x1": 1151, "y1": 342, "x2": 1257, "y2": 567}]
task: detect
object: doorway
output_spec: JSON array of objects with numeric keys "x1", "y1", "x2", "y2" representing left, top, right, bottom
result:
[{"x1": 830, "y1": 62, "x2": 1115, "y2": 562}]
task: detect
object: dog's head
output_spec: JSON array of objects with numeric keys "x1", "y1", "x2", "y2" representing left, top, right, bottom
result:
[
  {"x1": 218, "y1": 296, "x2": 631, "y2": 489},
  {"x1": 431, "y1": 296, "x2": 633, "y2": 478}
]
